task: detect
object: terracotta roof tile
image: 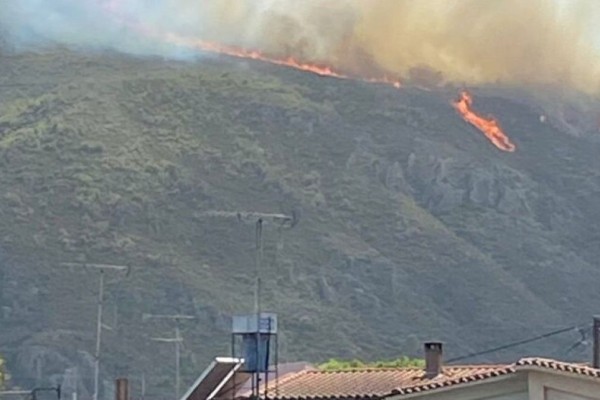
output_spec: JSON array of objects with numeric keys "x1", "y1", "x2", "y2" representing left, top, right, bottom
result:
[
  {"x1": 240, "y1": 357, "x2": 600, "y2": 399},
  {"x1": 246, "y1": 365, "x2": 513, "y2": 399},
  {"x1": 515, "y1": 357, "x2": 600, "y2": 378},
  {"x1": 392, "y1": 365, "x2": 514, "y2": 396}
]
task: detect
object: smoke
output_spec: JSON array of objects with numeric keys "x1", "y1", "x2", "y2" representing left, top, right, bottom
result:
[
  {"x1": 2, "y1": 0, "x2": 600, "y2": 93},
  {"x1": 0, "y1": 0, "x2": 202, "y2": 58}
]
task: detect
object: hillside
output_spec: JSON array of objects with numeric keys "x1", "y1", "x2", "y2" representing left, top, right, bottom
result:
[{"x1": 1, "y1": 49, "x2": 600, "y2": 398}]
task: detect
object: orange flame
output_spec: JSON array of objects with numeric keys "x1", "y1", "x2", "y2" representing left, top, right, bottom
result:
[
  {"x1": 102, "y1": 5, "x2": 511, "y2": 153},
  {"x1": 163, "y1": 33, "x2": 401, "y2": 88},
  {"x1": 453, "y1": 91, "x2": 516, "y2": 152},
  {"x1": 99, "y1": 3, "x2": 401, "y2": 89}
]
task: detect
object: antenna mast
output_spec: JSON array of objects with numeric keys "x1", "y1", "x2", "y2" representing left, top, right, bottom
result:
[
  {"x1": 58, "y1": 263, "x2": 130, "y2": 400},
  {"x1": 143, "y1": 313, "x2": 195, "y2": 400},
  {"x1": 255, "y1": 216, "x2": 263, "y2": 320},
  {"x1": 197, "y1": 210, "x2": 294, "y2": 308},
  {"x1": 197, "y1": 210, "x2": 294, "y2": 399}
]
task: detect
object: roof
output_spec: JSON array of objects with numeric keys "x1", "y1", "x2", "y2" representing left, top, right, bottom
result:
[
  {"x1": 238, "y1": 358, "x2": 600, "y2": 400},
  {"x1": 515, "y1": 357, "x2": 600, "y2": 378},
  {"x1": 238, "y1": 365, "x2": 513, "y2": 399},
  {"x1": 393, "y1": 365, "x2": 514, "y2": 396},
  {"x1": 236, "y1": 362, "x2": 315, "y2": 395}
]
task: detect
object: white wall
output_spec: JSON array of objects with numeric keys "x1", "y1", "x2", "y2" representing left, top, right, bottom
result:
[
  {"x1": 528, "y1": 371, "x2": 600, "y2": 400},
  {"x1": 546, "y1": 388, "x2": 597, "y2": 400},
  {"x1": 482, "y1": 392, "x2": 529, "y2": 400}
]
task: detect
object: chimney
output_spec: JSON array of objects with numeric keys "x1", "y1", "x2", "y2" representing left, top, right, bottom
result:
[
  {"x1": 424, "y1": 342, "x2": 443, "y2": 379},
  {"x1": 594, "y1": 316, "x2": 600, "y2": 369},
  {"x1": 115, "y1": 378, "x2": 129, "y2": 400}
]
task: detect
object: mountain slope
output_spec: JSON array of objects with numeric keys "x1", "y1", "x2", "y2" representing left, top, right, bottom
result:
[{"x1": 1, "y1": 49, "x2": 599, "y2": 398}]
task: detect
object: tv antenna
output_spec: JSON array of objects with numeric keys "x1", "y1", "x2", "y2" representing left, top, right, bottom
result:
[
  {"x1": 196, "y1": 210, "x2": 295, "y2": 399},
  {"x1": 195, "y1": 210, "x2": 295, "y2": 316},
  {"x1": 58, "y1": 262, "x2": 131, "y2": 400},
  {"x1": 142, "y1": 313, "x2": 195, "y2": 400}
]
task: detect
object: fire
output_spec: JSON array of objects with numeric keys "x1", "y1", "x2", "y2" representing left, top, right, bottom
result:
[
  {"x1": 100, "y1": 3, "x2": 513, "y2": 153},
  {"x1": 99, "y1": 2, "x2": 401, "y2": 89},
  {"x1": 162, "y1": 33, "x2": 401, "y2": 88},
  {"x1": 166, "y1": 34, "x2": 348, "y2": 78},
  {"x1": 453, "y1": 91, "x2": 516, "y2": 152}
]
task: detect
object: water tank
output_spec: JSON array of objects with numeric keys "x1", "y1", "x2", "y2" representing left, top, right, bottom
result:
[
  {"x1": 242, "y1": 334, "x2": 271, "y2": 372},
  {"x1": 232, "y1": 313, "x2": 277, "y2": 334},
  {"x1": 232, "y1": 313, "x2": 277, "y2": 373}
]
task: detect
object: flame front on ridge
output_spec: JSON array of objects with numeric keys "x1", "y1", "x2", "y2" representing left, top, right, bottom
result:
[
  {"x1": 453, "y1": 91, "x2": 516, "y2": 152},
  {"x1": 164, "y1": 35, "x2": 402, "y2": 89},
  {"x1": 101, "y1": 3, "x2": 513, "y2": 153},
  {"x1": 100, "y1": 2, "x2": 401, "y2": 90}
]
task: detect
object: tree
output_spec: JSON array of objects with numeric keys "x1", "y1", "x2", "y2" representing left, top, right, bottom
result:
[{"x1": 318, "y1": 356, "x2": 425, "y2": 371}]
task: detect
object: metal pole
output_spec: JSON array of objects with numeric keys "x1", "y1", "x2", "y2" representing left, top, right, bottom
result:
[
  {"x1": 93, "y1": 270, "x2": 105, "y2": 400},
  {"x1": 231, "y1": 334, "x2": 236, "y2": 400},
  {"x1": 593, "y1": 316, "x2": 600, "y2": 368},
  {"x1": 141, "y1": 373, "x2": 145, "y2": 400},
  {"x1": 175, "y1": 325, "x2": 181, "y2": 400},
  {"x1": 73, "y1": 368, "x2": 78, "y2": 400},
  {"x1": 144, "y1": 314, "x2": 194, "y2": 400},
  {"x1": 194, "y1": 211, "x2": 292, "y2": 399},
  {"x1": 255, "y1": 219, "x2": 263, "y2": 399},
  {"x1": 255, "y1": 218, "x2": 263, "y2": 317}
]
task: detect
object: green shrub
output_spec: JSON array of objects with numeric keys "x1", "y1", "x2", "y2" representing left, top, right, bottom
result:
[{"x1": 318, "y1": 356, "x2": 424, "y2": 370}]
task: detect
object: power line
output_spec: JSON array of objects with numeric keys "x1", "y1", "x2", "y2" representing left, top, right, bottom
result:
[
  {"x1": 447, "y1": 323, "x2": 591, "y2": 363},
  {"x1": 564, "y1": 327, "x2": 591, "y2": 355}
]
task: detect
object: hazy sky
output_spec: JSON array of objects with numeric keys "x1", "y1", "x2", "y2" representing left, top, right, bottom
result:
[{"x1": 2, "y1": 0, "x2": 600, "y2": 92}]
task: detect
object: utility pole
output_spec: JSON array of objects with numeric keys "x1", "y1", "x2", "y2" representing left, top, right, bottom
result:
[
  {"x1": 59, "y1": 263, "x2": 130, "y2": 400},
  {"x1": 142, "y1": 313, "x2": 195, "y2": 400}
]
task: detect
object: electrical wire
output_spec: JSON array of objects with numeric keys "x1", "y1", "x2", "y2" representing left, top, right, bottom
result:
[
  {"x1": 564, "y1": 327, "x2": 591, "y2": 355},
  {"x1": 447, "y1": 322, "x2": 591, "y2": 363}
]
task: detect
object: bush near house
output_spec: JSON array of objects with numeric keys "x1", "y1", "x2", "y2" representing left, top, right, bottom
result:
[{"x1": 319, "y1": 357, "x2": 425, "y2": 370}]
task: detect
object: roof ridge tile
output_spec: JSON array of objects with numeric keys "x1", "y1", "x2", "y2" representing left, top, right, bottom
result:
[{"x1": 515, "y1": 357, "x2": 600, "y2": 378}]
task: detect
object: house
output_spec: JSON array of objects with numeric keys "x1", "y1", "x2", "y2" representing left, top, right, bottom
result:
[{"x1": 183, "y1": 341, "x2": 600, "y2": 400}]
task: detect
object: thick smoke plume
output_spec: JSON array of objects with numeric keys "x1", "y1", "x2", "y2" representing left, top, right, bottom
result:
[{"x1": 3, "y1": 0, "x2": 600, "y2": 93}]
